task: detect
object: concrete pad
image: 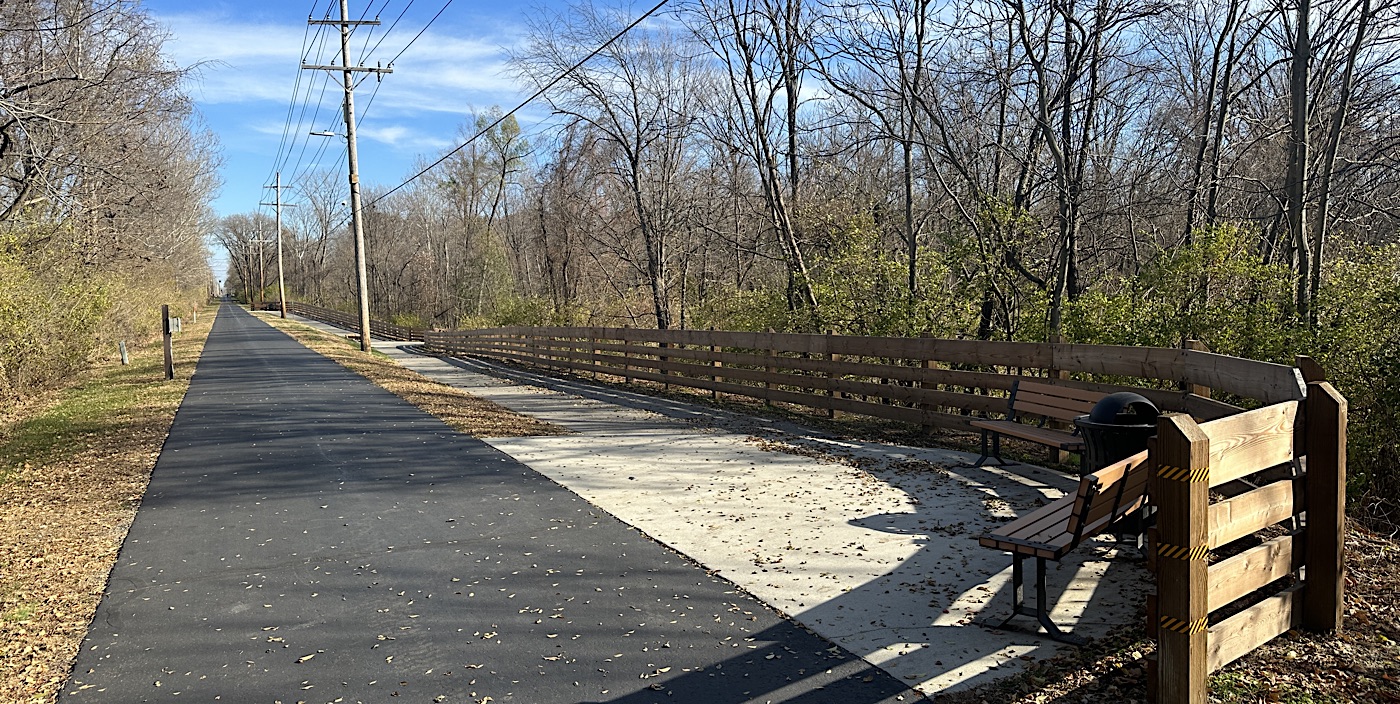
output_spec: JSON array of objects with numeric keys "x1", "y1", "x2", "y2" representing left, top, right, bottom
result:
[{"x1": 283, "y1": 316, "x2": 1153, "y2": 695}]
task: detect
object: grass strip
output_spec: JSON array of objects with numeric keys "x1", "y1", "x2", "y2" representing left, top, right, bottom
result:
[
  {"x1": 255, "y1": 313, "x2": 568, "y2": 438},
  {"x1": 0, "y1": 304, "x2": 217, "y2": 703}
]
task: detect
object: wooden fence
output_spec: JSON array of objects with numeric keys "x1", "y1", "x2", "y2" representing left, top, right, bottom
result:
[
  {"x1": 422, "y1": 327, "x2": 1307, "y2": 429},
  {"x1": 273, "y1": 301, "x2": 425, "y2": 342},
  {"x1": 1146, "y1": 379, "x2": 1345, "y2": 702},
  {"x1": 422, "y1": 326, "x2": 1345, "y2": 702}
]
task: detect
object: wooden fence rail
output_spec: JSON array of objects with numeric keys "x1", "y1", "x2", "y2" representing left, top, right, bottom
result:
[
  {"x1": 275, "y1": 301, "x2": 425, "y2": 342},
  {"x1": 422, "y1": 327, "x2": 1306, "y2": 428}
]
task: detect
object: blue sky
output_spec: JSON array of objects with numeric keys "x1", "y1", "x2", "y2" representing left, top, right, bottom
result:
[{"x1": 142, "y1": 0, "x2": 571, "y2": 268}]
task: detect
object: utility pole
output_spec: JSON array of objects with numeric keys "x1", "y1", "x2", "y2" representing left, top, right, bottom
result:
[
  {"x1": 252, "y1": 231, "x2": 275, "y2": 311},
  {"x1": 303, "y1": 1, "x2": 392, "y2": 352},
  {"x1": 255, "y1": 225, "x2": 266, "y2": 310},
  {"x1": 261, "y1": 171, "x2": 295, "y2": 319}
]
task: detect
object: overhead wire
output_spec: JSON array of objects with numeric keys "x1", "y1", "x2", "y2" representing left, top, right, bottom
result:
[
  {"x1": 279, "y1": 0, "x2": 381, "y2": 198},
  {"x1": 260, "y1": 0, "x2": 322, "y2": 190},
  {"x1": 276, "y1": 26, "x2": 337, "y2": 180},
  {"x1": 363, "y1": 0, "x2": 671, "y2": 208}
]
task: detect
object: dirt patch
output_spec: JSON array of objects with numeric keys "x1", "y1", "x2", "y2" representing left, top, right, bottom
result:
[
  {"x1": 257, "y1": 314, "x2": 568, "y2": 439},
  {"x1": 0, "y1": 305, "x2": 217, "y2": 704}
]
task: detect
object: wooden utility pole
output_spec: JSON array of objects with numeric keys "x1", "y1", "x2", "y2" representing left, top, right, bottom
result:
[
  {"x1": 262, "y1": 171, "x2": 295, "y2": 319},
  {"x1": 256, "y1": 228, "x2": 266, "y2": 309},
  {"x1": 303, "y1": 0, "x2": 392, "y2": 352}
]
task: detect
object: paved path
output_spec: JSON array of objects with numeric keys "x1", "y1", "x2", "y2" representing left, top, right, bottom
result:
[
  {"x1": 63, "y1": 305, "x2": 918, "y2": 703},
  {"x1": 284, "y1": 314, "x2": 1150, "y2": 695}
]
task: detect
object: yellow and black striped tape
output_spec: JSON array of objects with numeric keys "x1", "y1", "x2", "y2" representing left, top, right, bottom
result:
[
  {"x1": 1157, "y1": 464, "x2": 1210, "y2": 483},
  {"x1": 1159, "y1": 616, "x2": 1208, "y2": 635},
  {"x1": 1156, "y1": 542, "x2": 1210, "y2": 562}
]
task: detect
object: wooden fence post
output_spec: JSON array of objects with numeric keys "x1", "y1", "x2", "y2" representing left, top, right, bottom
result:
[
  {"x1": 1295, "y1": 355, "x2": 1327, "y2": 383},
  {"x1": 826, "y1": 330, "x2": 837, "y2": 419},
  {"x1": 765, "y1": 328, "x2": 776, "y2": 406},
  {"x1": 1303, "y1": 381, "x2": 1346, "y2": 633},
  {"x1": 660, "y1": 339, "x2": 670, "y2": 390},
  {"x1": 622, "y1": 328, "x2": 632, "y2": 385},
  {"x1": 919, "y1": 332, "x2": 934, "y2": 432},
  {"x1": 161, "y1": 304, "x2": 174, "y2": 381},
  {"x1": 1154, "y1": 412, "x2": 1210, "y2": 704},
  {"x1": 1182, "y1": 340, "x2": 1212, "y2": 398},
  {"x1": 1049, "y1": 334, "x2": 1072, "y2": 464},
  {"x1": 710, "y1": 328, "x2": 720, "y2": 400}
]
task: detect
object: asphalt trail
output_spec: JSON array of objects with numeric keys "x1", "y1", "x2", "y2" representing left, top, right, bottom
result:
[{"x1": 63, "y1": 304, "x2": 918, "y2": 703}]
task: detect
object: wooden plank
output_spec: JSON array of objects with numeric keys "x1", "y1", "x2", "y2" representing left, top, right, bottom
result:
[
  {"x1": 1080, "y1": 455, "x2": 1151, "y2": 527},
  {"x1": 1207, "y1": 587, "x2": 1302, "y2": 672},
  {"x1": 1200, "y1": 401, "x2": 1299, "y2": 488},
  {"x1": 1017, "y1": 379, "x2": 1103, "y2": 404},
  {"x1": 970, "y1": 421, "x2": 1084, "y2": 450},
  {"x1": 1303, "y1": 382, "x2": 1346, "y2": 633},
  {"x1": 1208, "y1": 533, "x2": 1301, "y2": 607},
  {"x1": 1013, "y1": 399, "x2": 1093, "y2": 422},
  {"x1": 984, "y1": 498, "x2": 1076, "y2": 543},
  {"x1": 1153, "y1": 414, "x2": 1211, "y2": 704},
  {"x1": 1181, "y1": 349, "x2": 1306, "y2": 405},
  {"x1": 1208, "y1": 479, "x2": 1301, "y2": 550}
]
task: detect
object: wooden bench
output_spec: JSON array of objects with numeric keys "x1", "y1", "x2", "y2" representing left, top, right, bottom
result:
[
  {"x1": 968, "y1": 380, "x2": 1101, "y2": 473},
  {"x1": 978, "y1": 449, "x2": 1151, "y2": 644}
]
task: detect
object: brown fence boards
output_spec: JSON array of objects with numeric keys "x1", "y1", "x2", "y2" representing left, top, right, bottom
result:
[
  {"x1": 1207, "y1": 479, "x2": 1301, "y2": 550},
  {"x1": 1207, "y1": 534, "x2": 1301, "y2": 607},
  {"x1": 1201, "y1": 401, "x2": 1300, "y2": 488},
  {"x1": 1206, "y1": 588, "x2": 1303, "y2": 672},
  {"x1": 425, "y1": 327, "x2": 1293, "y2": 407}
]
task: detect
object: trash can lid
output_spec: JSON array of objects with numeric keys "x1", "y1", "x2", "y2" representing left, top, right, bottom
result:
[{"x1": 1088, "y1": 392, "x2": 1159, "y2": 424}]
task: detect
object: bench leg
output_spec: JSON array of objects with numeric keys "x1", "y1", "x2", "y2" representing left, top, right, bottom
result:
[
  {"x1": 1032, "y1": 557, "x2": 1088, "y2": 646},
  {"x1": 1011, "y1": 555, "x2": 1025, "y2": 616},
  {"x1": 968, "y1": 430, "x2": 1012, "y2": 468}
]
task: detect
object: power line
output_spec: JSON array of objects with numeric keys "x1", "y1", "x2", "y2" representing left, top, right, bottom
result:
[
  {"x1": 383, "y1": 0, "x2": 453, "y2": 67},
  {"x1": 353, "y1": 0, "x2": 443, "y2": 91},
  {"x1": 360, "y1": 0, "x2": 416, "y2": 64},
  {"x1": 261, "y1": 1, "x2": 321, "y2": 188},
  {"x1": 365, "y1": 0, "x2": 670, "y2": 208}
]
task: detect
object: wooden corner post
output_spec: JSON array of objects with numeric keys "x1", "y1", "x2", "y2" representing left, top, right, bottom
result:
[
  {"x1": 1154, "y1": 412, "x2": 1210, "y2": 704},
  {"x1": 1303, "y1": 381, "x2": 1346, "y2": 633}
]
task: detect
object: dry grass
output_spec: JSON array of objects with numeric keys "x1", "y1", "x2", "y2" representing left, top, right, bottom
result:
[
  {"x1": 0, "y1": 304, "x2": 217, "y2": 704},
  {"x1": 256, "y1": 313, "x2": 567, "y2": 439}
]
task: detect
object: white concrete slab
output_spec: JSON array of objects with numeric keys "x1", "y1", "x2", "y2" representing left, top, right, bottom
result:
[{"x1": 272, "y1": 315, "x2": 1151, "y2": 696}]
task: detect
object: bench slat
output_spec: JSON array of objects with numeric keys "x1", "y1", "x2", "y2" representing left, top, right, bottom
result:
[
  {"x1": 1013, "y1": 398, "x2": 1094, "y2": 422},
  {"x1": 970, "y1": 420, "x2": 1084, "y2": 449},
  {"x1": 1016, "y1": 380, "x2": 1104, "y2": 404},
  {"x1": 982, "y1": 499, "x2": 1075, "y2": 544}
]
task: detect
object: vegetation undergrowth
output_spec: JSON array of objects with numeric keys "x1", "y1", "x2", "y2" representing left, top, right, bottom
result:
[{"x1": 0, "y1": 303, "x2": 215, "y2": 703}]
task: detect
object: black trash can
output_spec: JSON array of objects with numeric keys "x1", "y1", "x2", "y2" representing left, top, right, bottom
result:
[{"x1": 1073, "y1": 392, "x2": 1160, "y2": 474}]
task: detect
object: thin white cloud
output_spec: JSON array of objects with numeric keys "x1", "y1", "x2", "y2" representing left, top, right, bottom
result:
[
  {"x1": 357, "y1": 124, "x2": 455, "y2": 150},
  {"x1": 158, "y1": 10, "x2": 526, "y2": 115}
]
